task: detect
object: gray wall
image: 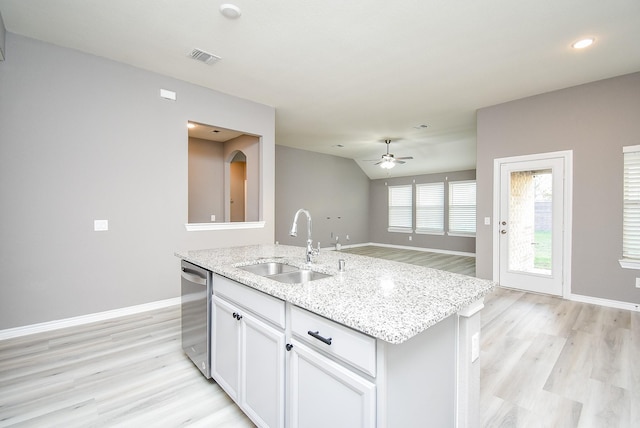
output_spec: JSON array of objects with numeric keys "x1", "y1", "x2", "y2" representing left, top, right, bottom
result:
[
  {"x1": 224, "y1": 134, "x2": 260, "y2": 222},
  {"x1": 369, "y1": 170, "x2": 476, "y2": 254},
  {"x1": 188, "y1": 137, "x2": 225, "y2": 223},
  {"x1": 0, "y1": 33, "x2": 275, "y2": 329},
  {"x1": 275, "y1": 145, "x2": 370, "y2": 248},
  {"x1": 476, "y1": 72, "x2": 640, "y2": 304}
]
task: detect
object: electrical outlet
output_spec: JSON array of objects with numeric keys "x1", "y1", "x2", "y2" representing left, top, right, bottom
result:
[
  {"x1": 409, "y1": 235, "x2": 412, "y2": 241},
  {"x1": 346, "y1": 235, "x2": 349, "y2": 241},
  {"x1": 484, "y1": 217, "x2": 491, "y2": 225},
  {"x1": 210, "y1": 214, "x2": 216, "y2": 221},
  {"x1": 636, "y1": 278, "x2": 640, "y2": 288}
]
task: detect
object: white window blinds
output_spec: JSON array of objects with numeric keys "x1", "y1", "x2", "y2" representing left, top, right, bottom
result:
[
  {"x1": 416, "y1": 182, "x2": 444, "y2": 234},
  {"x1": 623, "y1": 147, "x2": 640, "y2": 260},
  {"x1": 388, "y1": 185, "x2": 412, "y2": 231},
  {"x1": 449, "y1": 180, "x2": 476, "y2": 236}
]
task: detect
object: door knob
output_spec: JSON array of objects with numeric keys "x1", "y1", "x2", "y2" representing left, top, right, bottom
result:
[
  {"x1": 501, "y1": 221, "x2": 507, "y2": 226},
  {"x1": 500, "y1": 230, "x2": 507, "y2": 234}
]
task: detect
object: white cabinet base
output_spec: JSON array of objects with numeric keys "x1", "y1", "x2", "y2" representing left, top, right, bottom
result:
[{"x1": 288, "y1": 339, "x2": 376, "y2": 428}]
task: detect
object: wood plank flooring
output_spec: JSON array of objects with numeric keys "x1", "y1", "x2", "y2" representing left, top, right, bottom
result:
[
  {"x1": 0, "y1": 246, "x2": 637, "y2": 427},
  {"x1": 0, "y1": 306, "x2": 254, "y2": 427},
  {"x1": 340, "y1": 245, "x2": 476, "y2": 276}
]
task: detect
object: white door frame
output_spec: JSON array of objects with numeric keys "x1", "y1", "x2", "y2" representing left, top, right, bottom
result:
[{"x1": 492, "y1": 150, "x2": 573, "y2": 298}]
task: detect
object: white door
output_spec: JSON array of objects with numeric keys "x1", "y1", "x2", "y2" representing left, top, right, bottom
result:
[
  {"x1": 495, "y1": 152, "x2": 571, "y2": 296},
  {"x1": 288, "y1": 339, "x2": 376, "y2": 428}
]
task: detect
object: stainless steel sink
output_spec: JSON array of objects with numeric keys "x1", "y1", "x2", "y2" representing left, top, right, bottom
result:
[
  {"x1": 268, "y1": 270, "x2": 332, "y2": 284},
  {"x1": 238, "y1": 262, "x2": 332, "y2": 284},
  {"x1": 239, "y1": 262, "x2": 299, "y2": 276}
]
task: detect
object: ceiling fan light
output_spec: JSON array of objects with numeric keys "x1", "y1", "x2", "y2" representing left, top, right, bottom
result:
[{"x1": 380, "y1": 160, "x2": 395, "y2": 169}]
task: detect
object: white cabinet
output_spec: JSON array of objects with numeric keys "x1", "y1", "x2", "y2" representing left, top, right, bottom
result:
[
  {"x1": 288, "y1": 339, "x2": 376, "y2": 428},
  {"x1": 212, "y1": 275, "x2": 286, "y2": 428},
  {"x1": 287, "y1": 306, "x2": 376, "y2": 428}
]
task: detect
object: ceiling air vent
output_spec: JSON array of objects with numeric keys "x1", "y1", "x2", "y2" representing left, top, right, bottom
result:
[{"x1": 189, "y1": 48, "x2": 221, "y2": 65}]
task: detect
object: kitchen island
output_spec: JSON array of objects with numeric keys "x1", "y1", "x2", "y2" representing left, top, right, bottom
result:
[{"x1": 177, "y1": 244, "x2": 495, "y2": 428}]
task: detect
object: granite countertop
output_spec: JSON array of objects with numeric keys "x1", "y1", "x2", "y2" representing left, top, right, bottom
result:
[{"x1": 176, "y1": 244, "x2": 495, "y2": 344}]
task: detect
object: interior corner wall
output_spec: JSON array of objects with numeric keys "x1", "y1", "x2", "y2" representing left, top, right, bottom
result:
[
  {"x1": 476, "y1": 71, "x2": 640, "y2": 304},
  {"x1": 368, "y1": 170, "x2": 476, "y2": 254},
  {"x1": 275, "y1": 145, "x2": 370, "y2": 248},
  {"x1": 0, "y1": 33, "x2": 275, "y2": 330}
]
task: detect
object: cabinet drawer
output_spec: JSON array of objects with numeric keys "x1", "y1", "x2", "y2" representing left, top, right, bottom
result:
[
  {"x1": 290, "y1": 306, "x2": 376, "y2": 377},
  {"x1": 214, "y1": 274, "x2": 285, "y2": 329}
]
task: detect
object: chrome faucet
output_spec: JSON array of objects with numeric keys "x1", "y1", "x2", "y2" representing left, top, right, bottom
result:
[{"x1": 289, "y1": 208, "x2": 318, "y2": 264}]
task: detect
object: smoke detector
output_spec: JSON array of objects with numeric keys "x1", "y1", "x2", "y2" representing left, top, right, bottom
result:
[{"x1": 220, "y1": 4, "x2": 242, "y2": 19}]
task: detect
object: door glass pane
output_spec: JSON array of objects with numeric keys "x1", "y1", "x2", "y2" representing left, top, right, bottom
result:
[{"x1": 508, "y1": 169, "x2": 552, "y2": 275}]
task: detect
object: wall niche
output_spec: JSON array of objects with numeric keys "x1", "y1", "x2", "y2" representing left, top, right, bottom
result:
[{"x1": 187, "y1": 121, "x2": 261, "y2": 225}]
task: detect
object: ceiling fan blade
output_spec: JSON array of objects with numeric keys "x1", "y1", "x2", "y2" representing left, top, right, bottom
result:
[
  {"x1": 395, "y1": 156, "x2": 413, "y2": 160},
  {"x1": 396, "y1": 160, "x2": 406, "y2": 164}
]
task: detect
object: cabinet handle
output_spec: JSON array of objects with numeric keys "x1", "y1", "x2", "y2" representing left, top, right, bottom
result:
[
  {"x1": 232, "y1": 312, "x2": 243, "y2": 320},
  {"x1": 308, "y1": 330, "x2": 332, "y2": 345},
  {"x1": 286, "y1": 344, "x2": 293, "y2": 351}
]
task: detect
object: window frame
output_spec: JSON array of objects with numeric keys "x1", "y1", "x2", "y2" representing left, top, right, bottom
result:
[
  {"x1": 415, "y1": 182, "x2": 445, "y2": 235},
  {"x1": 388, "y1": 184, "x2": 413, "y2": 233},
  {"x1": 620, "y1": 145, "x2": 640, "y2": 269},
  {"x1": 448, "y1": 180, "x2": 477, "y2": 237}
]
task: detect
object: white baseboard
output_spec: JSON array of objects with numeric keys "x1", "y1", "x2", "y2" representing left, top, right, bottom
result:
[
  {"x1": 0, "y1": 297, "x2": 181, "y2": 341},
  {"x1": 568, "y1": 293, "x2": 640, "y2": 312}
]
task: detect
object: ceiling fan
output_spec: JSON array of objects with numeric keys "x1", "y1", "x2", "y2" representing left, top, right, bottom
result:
[{"x1": 365, "y1": 139, "x2": 414, "y2": 169}]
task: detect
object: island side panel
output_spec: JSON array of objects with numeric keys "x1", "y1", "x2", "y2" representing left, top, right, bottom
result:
[{"x1": 379, "y1": 314, "x2": 457, "y2": 428}]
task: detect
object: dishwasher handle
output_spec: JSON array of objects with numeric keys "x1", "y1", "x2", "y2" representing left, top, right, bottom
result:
[{"x1": 181, "y1": 267, "x2": 208, "y2": 286}]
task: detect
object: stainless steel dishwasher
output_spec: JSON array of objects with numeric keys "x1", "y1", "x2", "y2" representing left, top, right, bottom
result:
[{"x1": 181, "y1": 260, "x2": 212, "y2": 378}]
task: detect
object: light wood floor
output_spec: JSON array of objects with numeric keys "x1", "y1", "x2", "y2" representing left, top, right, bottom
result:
[{"x1": 0, "y1": 247, "x2": 637, "y2": 427}]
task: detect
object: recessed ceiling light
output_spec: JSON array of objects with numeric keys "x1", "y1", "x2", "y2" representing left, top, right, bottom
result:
[
  {"x1": 220, "y1": 4, "x2": 242, "y2": 19},
  {"x1": 572, "y1": 38, "x2": 595, "y2": 49}
]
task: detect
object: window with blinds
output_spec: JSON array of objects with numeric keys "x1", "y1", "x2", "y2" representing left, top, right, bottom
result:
[
  {"x1": 416, "y1": 182, "x2": 444, "y2": 234},
  {"x1": 448, "y1": 180, "x2": 476, "y2": 236},
  {"x1": 622, "y1": 146, "x2": 640, "y2": 262},
  {"x1": 388, "y1": 185, "x2": 413, "y2": 232}
]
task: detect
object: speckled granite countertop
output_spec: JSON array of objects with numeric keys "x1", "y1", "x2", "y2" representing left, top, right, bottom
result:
[{"x1": 176, "y1": 244, "x2": 495, "y2": 344}]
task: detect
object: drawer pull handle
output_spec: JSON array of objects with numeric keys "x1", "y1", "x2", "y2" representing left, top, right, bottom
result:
[
  {"x1": 308, "y1": 330, "x2": 332, "y2": 345},
  {"x1": 286, "y1": 343, "x2": 293, "y2": 351},
  {"x1": 232, "y1": 312, "x2": 243, "y2": 320}
]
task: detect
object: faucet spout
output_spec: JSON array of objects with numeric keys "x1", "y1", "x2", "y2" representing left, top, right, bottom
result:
[{"x1": 289, "y1": 209, "x2": 317, "y2": 263}]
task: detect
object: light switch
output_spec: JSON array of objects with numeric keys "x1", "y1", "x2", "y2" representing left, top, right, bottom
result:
[
  {"x1": 94, "y1": 220, "x2": 108, "y2": 231},
  {"x1": 484, "y1": 217, "x2": 491, "y2": 226}
]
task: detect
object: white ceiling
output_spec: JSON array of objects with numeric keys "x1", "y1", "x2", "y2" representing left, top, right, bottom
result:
[{"x1": 1, "y1": 0, "x2": 639, "y2": 179}]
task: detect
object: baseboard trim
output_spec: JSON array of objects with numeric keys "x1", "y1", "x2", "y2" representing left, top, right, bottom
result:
[
  {"x1": 364, "y1": 242, "x2": 476, "y2": 258},
  {"x1": 0, "y1": 297, "x2": 181, "y2": 341},
  {"x1": 568, "y1": 293, "x2": 640, "y2": 312}
]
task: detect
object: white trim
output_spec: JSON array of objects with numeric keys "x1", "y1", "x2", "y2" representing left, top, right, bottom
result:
[
  {"x1": 447, "y1": 232, "x2": 476, "y2": 238},
  {"x1": 415, "y1": 230, "x2": 445, "y2": 236},
  {"x1": 492, "y1": 150, "x2": 573, "y2": 298},
  {"x1": 618, "y1": 258, "x2": 640, "y2": 270},
  {"x1": 0, "y1": 297, "x2": 181, "y2": 341},
  {"x1": 387, "y1": 227, "x2": 413, "y2": 233},
  {"x1": 568, "y1": 293, "x2": 640, "y2": 312},
  {"x1": 185, "y1": 221, "x2": 265, "y2": 231},
  {"x1": 623, "y1": 144, "x2": 640, "y2": 153},
  {"x1": 457, "y1": 298, "x2": 485, "y2": 318}
]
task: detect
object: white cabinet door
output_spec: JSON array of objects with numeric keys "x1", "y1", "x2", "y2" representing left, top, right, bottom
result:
[
  {"x1": 241, "y1": 313, "x2": 286, "y2": 428},
  {"x1": 213, "y1": 294, "x2": 286, "y2": 428},
  {"x1": 288, "y1": 339, "x2": 376, "y2": 428},
  {"x1": 212, "y1": 295, "x2": 241, "y2": 400}
]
